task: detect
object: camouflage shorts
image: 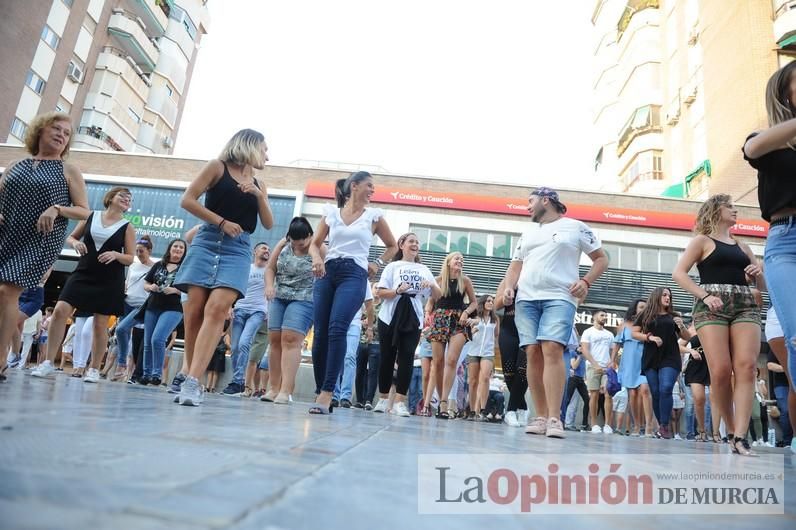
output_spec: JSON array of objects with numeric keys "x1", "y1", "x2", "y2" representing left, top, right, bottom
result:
[{"x1": 692, "y1": 284, "x2": 761, "y2": 330}]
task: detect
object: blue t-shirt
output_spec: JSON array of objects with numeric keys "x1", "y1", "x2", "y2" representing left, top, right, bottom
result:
[{"x1": 572, "y1": 351, "x2": 586, "y2": 378}]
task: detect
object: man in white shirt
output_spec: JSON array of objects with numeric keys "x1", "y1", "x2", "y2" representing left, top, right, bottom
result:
[
  {"x1": 581, "y1": 310, "x2": 616, "y2": 433},
  {"x1": 503, "y1": 187, "x2": 608, "y2": 439}
]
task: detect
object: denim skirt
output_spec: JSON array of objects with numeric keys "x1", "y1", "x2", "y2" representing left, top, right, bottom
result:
[{"x1": 174, "y1": 224, "x2": 251, "y2": 298}]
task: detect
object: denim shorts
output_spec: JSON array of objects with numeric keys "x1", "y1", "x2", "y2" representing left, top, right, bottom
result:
[
  {"x1": 467, "y1": 354, "x2": 495, "y2": 364},
  {"x1": 268, "y1": 297, "x2": 313, "y2": 335},
  {"x1": 19, "y1": 286, "x2": 44, "y2": 317},
  {"x1": 515, "y1": 299, "x2": 576, "y2": 347},
  {"x1": 417, "y1": 339, "x2": 433, "y2": 359},
  {"x1": 174, "y1": 224, "x2": 251, "y2": 298},
  {"x1": 259, "y1": 350, "x2": 269, "y2": 370}
]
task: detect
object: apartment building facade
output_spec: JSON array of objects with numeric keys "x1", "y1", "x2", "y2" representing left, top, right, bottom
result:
[
  {"x1": 0, "y1": 0, "x2": 209, "y2": 155},
  {"x1": 591, "y1": 0, "x2": 795, "y2": 205}
]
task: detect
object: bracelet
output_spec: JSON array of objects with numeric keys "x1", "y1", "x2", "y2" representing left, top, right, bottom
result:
[
  {"x1": 218, "y1": 218, "x2": 227, "y2": 229},
  {"x1": 581, "y1": 278, "x2": 591, "y2": 288},
  {"x1": 700, "y1": 293, "x2": 710, "y2": 302}
]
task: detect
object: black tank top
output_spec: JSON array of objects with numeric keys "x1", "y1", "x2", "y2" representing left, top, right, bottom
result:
[
  {"x1": 435, "y1": 278, "x2": 466, "y2": 310},
  {"x1": 697, "y1": 238, "x2": 750, "y2": 285},
  {"x1": 204, "y1": 162, "x2": 260, "y2": 233}
]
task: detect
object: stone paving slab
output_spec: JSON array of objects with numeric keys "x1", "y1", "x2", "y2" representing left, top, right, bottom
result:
[{"x1": 1, "y1": 371, "x2": 794, "y2": 529}]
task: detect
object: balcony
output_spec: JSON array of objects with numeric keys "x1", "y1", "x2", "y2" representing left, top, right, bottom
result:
[
  {"x1": 145, "y1": 84, "x2": 178, "y2": 126},
  {"x1": 616, "y1": 0, "x2": 659, "y2": 41},
  {"x1": 774, "y1": 0, "x2": 796, "y2": 47},
  {"x1": 122, "y1": 0, "x2": 168, "y2": 37},
  {"x1": 96, "y1": 47, "x2": 152, "y2": 99},
  {"x1": 108, "y1": 10, "x2": 160, "y2": 71},
  {"x1": 75, "y1": 125, "x2": 125, "y2": 152},
  {"x1": 616, "y1": 104, "x2": 661, "y2": 157}
]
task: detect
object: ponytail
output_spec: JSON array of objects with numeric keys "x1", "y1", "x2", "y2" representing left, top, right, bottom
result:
[{"x1": 335, "y1": 171, "x2": 372, "y2": 208}]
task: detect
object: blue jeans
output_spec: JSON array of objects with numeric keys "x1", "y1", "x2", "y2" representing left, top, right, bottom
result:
[
  {"x1": 115, "y1": 302, "x2": 139, "y2": 367},
  {"x1": 312, "y1": 258, "x2": 368, "y2": 393},
  {"x1": 142, "y1": 308, "x2": 183, "y2": 379},
  {"x1": 230, "y1": 308, "x2": 266, "y2": 385},
  {"x1": 644, "y1": 366, "x2": 679, "y2": 426},
  {"x1": 333, "y1": 318, "x2": 362, "y2": 401},
  {"x1": 560, "y1": 349, "x2": 573, "y2": 422},
  {"x1": 408, "y1": 365, "x2": 423, "y2": 412},
  {"x1": 355, "y1": 343, "x2": 380, "y2": 404},
  {"x1": 774, "y1": 385, "x2": 794, "y2": 443},
  {"x1": 764, "y1": 220, "x2": 796, "y2": 391}
]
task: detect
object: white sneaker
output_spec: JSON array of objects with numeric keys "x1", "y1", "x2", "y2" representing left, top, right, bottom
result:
[
  {"x1": 591, "y1": 425, "x2": 603, "y2": 433},
  {"x1": 504, "y1": 411, "x2": 521, "y2": 427},
  {"x1": 392, "y1": 401, "x2": 410, "y2": 417},
  {"x1": 31, "y1": 361, "x2": 55, "y2": 378},
  {"x1": 524, "y1": 416, "x2": 548, "y2": 435},
  {"x1": 518, "y1": 410, "x2": 529, "y2": 425},
  {"x1": 83, "y1": 368, "x2": 100, "y2": 383},
  {"x1": 674, "y1": 433, "x2": 683, "y2": 441},
  {"x1": 373, "y1": 398, "x2": 389, "y2": 413},
  {"x1": 603, "y1": 425, "x2": 613, "y2": 434}
]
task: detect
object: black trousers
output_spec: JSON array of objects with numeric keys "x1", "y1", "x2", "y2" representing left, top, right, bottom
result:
[
  {"x1": 564, "y1": 375, "x2": 590, "y2": 427},
  {"x1": 355, "y1": 342, "x2": 380, "y2": 404},
  {"x1": 500, "y1": 319, "x2": 527, "y2": 411},
  {"x1": 377, "y1": 320, "x2": 420, "y2": 395},
  {"x1": 130, "y1": 327, "x2": 145, "y2": 379}
]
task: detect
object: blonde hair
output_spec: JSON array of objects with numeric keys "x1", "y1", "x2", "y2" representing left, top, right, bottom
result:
[
  {"x1": 219, "y1": 129, "x2": 266, "y2": 168},
  {"x1": 24, "y1": 112, "x2": 73, "y2": 158},
  {"x1": 103, "y1": 186, "x2": 131, "y2": 207},
  {"x1": 440, "y1": 252, "x2": 465, "y2": 298},
  {"x1": 694, "y1": 193, "x2": 731, "y2": 236},
  {"x1": 765, "y1": 61, "x2": 796, "y2": 149}
]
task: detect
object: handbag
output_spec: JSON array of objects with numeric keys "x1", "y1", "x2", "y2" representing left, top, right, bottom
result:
[{"x1": 131, "y1": 297, "x2": 150, "y2": 323}]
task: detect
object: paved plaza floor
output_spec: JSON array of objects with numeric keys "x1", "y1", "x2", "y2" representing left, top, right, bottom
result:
[{"x1": 1, "y1": 371, "x2": 794, "y2": 530}]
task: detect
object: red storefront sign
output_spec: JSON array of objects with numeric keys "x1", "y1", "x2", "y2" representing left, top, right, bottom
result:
[{"x1": 304, "y1": 181, "x2": 769, "y2": 238}]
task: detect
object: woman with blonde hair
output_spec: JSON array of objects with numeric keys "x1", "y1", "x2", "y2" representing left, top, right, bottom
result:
[
  {"x1": 172, "y1": 128, "x2": 274, "y2": 406},
  {"x1": 425, "y1": 251, "x2": 477, "y2": 419},
  {"x1": 743, "y1": 62, "x2": 796, "y2": 394},
  {"x1": 673, "y1": 194, "x2": 762, "y2": 455},
  {"x1": 0, "y1": 112, "x2": 89, "y2": 369},
  {"x1": 32, "y1": 186, "x2": 135, "y2": 382}
]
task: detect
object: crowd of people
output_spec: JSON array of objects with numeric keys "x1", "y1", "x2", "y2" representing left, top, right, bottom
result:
[{"x1": 1, "y1": 60, "x2": 796, "y2": 457}]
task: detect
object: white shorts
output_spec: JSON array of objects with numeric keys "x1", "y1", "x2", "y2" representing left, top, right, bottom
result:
[
  {"x1": 765, "y1": 306, "x2": 783, "y2": 342},
  {"x1": 612, "y1": 390, "x2": 628, "y2": 413},
  {"x1": 672, "y1": 394, "x2": 685, "y2": 409}
]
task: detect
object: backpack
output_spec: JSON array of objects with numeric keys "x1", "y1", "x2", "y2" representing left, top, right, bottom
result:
[{"x1": 606, "y1": 367, "x2": 621, "y2": 397}]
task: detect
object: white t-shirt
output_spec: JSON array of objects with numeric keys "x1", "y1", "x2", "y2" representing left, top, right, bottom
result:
[
  {"x1": 581, "y1": 326, "x2": 614, "y2": 368},
  {"x1": 377, "y1": 260, "x2": 437, "y2": 328},
  {"x1": 511, "y1": 217, "x2": 601, "y2": 305},
  {"x1": 351, "y1": 284, "x2": 373, "y2": 324},
  {"x1": 235, "y1": 264, "x2": 268, "y2": 314},
  {"x1": 125, "y1": 258, "x2": 155, "y2": 307},
  {"x1": 23, "y1": 311, "x2": 42, "y2": 335},
  {"x1": 323, "y1": 203, "x2": 384, "y2": 271}
]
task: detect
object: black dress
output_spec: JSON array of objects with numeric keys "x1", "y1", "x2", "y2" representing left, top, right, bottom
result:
[
  {"x1": 637, "y1": 313, "x2": 681, "y2": 372},
  {"x1": 0, "y1": 159, "x2": 71, "y2": 288},
  {"x1": 684, "y1": 336, "x2": 711, "y2": 386},
  {"x1": 59, "y1": 211, "x2": 128, "y2": 316}
]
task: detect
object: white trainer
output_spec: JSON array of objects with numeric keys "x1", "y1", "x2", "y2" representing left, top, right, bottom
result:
[
  {"x1": 591, "y1": 425, "x2": 603, "y2": 433},
  {"x1": 372, "y1": 398, "x2": 389, "y2": 413},
  {"x1": 602, "y1": 425, "x2": 613, "y2": 434},
  {"x1": 83, "y1": 368, "x2": 100, "y2": 383},
  {"x1": 504, "y1": 410, "x2": 521, "y2": 427},
  {"x1": 31, "y1": 361, "x2": 55, "y2": 378},
  {"x1": 392, "y1": 401, "x2": 410, "y2": 417}
]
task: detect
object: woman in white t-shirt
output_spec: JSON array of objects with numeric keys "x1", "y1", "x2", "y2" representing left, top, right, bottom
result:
[
  {"x1": 308, "y1": 171, "x2": 397, "y2": 414},
  {"x1": 374, "y1": 233, "x2": 441, "y2": 416},
  {"x1": 466, "y1": 294, "x2": 500, "y2": 420}
]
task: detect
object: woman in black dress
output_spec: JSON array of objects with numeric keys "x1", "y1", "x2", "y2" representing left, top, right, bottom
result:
[
  {"x1": 631, "y1": 287, "x2": 692, "y2": 439},
  {"x1": 683, "y1": 327, "x2": 712, "y2": 442},
  {"x1": 0, "y1": 112, "x2": 89, "y2": 370},
  {"x1": 32, "y1": 187, "x2": 135, "y2": 382}
]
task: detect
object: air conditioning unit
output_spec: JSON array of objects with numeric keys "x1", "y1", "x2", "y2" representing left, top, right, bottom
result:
[
  {"x1": 162, "y1": 136, "x2": 173, "y2": 148},
  {"x1": 66, "y1": 61, "x2": 84, "y2": 83}
]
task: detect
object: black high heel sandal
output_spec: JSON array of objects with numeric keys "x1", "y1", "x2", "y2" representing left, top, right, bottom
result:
[
  {"x1": 731, "y1": 437, "x2": 757, "y2": 457},
  {"x1": 436, "y1": 400, "x2": 450, "y2": 419}
]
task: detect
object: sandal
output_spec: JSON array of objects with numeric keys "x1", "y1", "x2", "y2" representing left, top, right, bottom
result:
[
  {"x1": 711, "y1": 431, "x2": 722, "y2": 443},
  {"x1": 435, "y1": 400, "x2": 450, "y2": 419},
  {"x1": 696, "y1": 431, "x2": 708, "y2": 442},
  {"x1": 731, "y1": 437, "x2": 757, "y2": 457},
  {"x1": 261, "y1": 391, "x2": 277, "y2": 402},
  {"x1": 308, "y1": 401, "x2": 333, "y2": 415},
  {"x1": 273, "y1": 393, "x2": 290, "y2": 405}
]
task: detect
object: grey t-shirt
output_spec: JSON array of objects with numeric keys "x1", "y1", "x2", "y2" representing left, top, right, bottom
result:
[{"x1": 275, "y1": 244, "x2": 314, "y2": 302}]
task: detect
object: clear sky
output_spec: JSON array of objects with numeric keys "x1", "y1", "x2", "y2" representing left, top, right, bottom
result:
[{"x1": 175, "y1": 0, "x2": 597, "y2": 189}]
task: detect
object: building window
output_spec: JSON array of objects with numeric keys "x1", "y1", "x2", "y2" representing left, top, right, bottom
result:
[
  {"x1": 617, "y1": 105, "x2": 661, "y2": 157},
  {"x1": 412, "y1": 225, "x2": 514, "y2": 258},
  {"x1": 25, "y1": 70, "x2": 46, "y2": 95},
  {"x1": 165, "y1": 84, "x2": 174, "y2": 98},
  {"x1": 127, "y1": 107, "x2": 142, "y2": 124},
  {"x1": 10, "y1": 117, "x2": 28, "y2": 140},
  {"x1": 621, "y1": 150, "x2": 664, "y2": 190},
  {"x1": 61, "y1": 0, "x2": 74, "y2": 6},
  {"x1": 41, "y1": 25, "x2": 60, "y2": 50},
  {"x1": 82, "y1": 13, "x2": 97, "y2": 33}
]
